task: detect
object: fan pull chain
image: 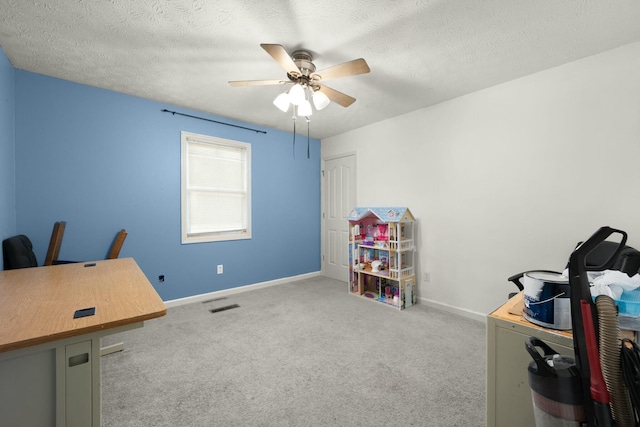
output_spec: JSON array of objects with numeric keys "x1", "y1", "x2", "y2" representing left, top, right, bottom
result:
[
  {"x1": 292, "y1": 110, "x2": 296, "y2": 159},
  {"x1": 306, "y1": 117, "x2": 310, "y2": 159}
]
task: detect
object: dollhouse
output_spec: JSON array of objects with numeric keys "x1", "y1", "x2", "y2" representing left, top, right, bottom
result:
[{"x1": 348, "y1": 207, "x2": 416, "y2": 309}]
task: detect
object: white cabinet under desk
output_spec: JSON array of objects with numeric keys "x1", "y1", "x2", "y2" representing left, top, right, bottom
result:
[
  {"x1": 0, "y1": 258, "x2": 166, "y2": 427},
  {"x1": 0, "y1": 322, "x2": 143, "y2": 426}
]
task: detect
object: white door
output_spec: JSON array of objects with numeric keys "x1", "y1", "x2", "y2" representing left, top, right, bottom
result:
[{"x1": 323, "y1": 154, "x2": 356, "y2": 281}]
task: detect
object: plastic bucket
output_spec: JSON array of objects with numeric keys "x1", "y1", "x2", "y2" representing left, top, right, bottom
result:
[{"x1": 525, "y1": 337, "x2": 585, "y2": 426}]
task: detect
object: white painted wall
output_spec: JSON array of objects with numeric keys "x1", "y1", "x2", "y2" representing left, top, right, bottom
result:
[{"x1": 322, "y1": 41, "x2": 640, "y2": 320}]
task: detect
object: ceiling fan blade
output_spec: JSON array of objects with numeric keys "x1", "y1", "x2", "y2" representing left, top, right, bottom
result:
[
  {"x1": 314, "y1": 58, "x2": 370, "y2": 81},
  {"x1": 318, "y1": 85, "x2": 356, "y2": 108},
  {"x1": 260, "y1": 44, "x2": 300, "y2": 75},
  {"x1": 228, "y1": 79, "x2": 286, "y2": 87}
]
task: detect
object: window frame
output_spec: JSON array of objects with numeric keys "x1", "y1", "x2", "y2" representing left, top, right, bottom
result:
[{"x1": 180, "y1": 131, "x2": 251, "y2": 244}]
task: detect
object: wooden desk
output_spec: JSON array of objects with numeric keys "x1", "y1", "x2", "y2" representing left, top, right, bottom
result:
[
  {"x1": 0, "y1": 258, "x2": 166, "y2": 427},
  {"x1": 486, "y1": 292, "x2": 574, "y2": 427}
]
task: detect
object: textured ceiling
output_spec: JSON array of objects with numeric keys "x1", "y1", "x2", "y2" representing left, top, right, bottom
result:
[{"x1": 2, "y1": 1, "x2": 640, "y2": 139}]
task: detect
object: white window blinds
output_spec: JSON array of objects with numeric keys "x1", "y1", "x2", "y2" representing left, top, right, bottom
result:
[{"x1": 181, "y1": 132, "x2": 251, "y2": 243}]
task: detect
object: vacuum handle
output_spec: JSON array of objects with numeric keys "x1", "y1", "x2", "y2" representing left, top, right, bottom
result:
[
  {"x1": 525, "y1": 336, "x2": 559, "y2": 378},
  {"x1": 568, "y1": 226, "x2": 625, "y2": 427},
  {"x1": 572, "y1": 226, "x2": 627, "y2": 272}
]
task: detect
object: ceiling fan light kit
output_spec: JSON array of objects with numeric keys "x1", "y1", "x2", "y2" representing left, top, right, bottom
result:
[
  {"x1": 273, "y1": 92, "x2": 290, "y2": 112},
  {"x1": 297, "y1": 99, "x2": 313, "y2": 117},
  {"x1": 312, "y1": 90, "x2": 330, "y2": 110},
  {"x1": 273, "y1": 84, "x2": 331, "y2": 117},
  {"x1": 288, "y1": 83, "x2": 306, "y2": 106}
]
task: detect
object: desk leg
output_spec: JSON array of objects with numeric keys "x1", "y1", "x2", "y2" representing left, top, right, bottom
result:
[
  {"x1": 56, "y1": 338, "x2": 101, "y2": 427},
  {"x1": 65, "y1": 341, "x2": 93, "y2": 426}
]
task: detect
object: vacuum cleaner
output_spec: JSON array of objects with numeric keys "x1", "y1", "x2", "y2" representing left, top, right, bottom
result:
[
  {"x1": 568, "y1": 226, "x2": 639, "y2": 427},
  {"x1": 528, "y1": 226, "x2": 640, "y2": 426}
]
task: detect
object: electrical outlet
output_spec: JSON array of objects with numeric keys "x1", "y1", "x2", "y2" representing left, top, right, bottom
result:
[
  {"x1": 217, "y1": 265, "x2": 223, "y2": 275},
  {"x1": 159, "y1": 275, "x2": 164, "y2": 282},
  {"x1": 423, "y1": 272, "x2": 430, "y2": 282}
]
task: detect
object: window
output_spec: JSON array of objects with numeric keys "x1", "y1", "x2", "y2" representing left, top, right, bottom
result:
[{"x1": 181, "y1": 131, "x2": 251, "y2": 243}]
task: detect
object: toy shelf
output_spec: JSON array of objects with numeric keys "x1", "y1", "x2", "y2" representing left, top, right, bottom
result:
[
  {"x1": 354, "y1": 265, "x2": 389, "y2": 278},
  {"x1": 347, "y1": 207, "x2": 416, "y2": 310}
]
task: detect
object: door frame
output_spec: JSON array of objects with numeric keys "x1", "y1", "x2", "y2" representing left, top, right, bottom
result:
[{"x1": 321, "y1": 151, "x2": 357, "y2": 279}]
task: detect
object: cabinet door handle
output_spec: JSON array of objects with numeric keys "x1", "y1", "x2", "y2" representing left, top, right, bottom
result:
[{"x1": 68, "y1": 353, "x2": 89, "y2": 367}]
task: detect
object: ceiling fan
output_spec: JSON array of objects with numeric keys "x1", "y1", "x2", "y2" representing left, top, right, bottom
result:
[{"x1": 229, "y1": 44, "x2": 370, "y2": 113}]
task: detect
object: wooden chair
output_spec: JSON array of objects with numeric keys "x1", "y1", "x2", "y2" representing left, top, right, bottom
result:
[
  {"x1": 107, "y1": 229, "x2": 127, "y2": 259},
  {"x1": 101, "y1": 228, "x2": 128, "y2": 357},
  {"x1": 44, "y1": 221, "x2": 66, "y2": 266}
]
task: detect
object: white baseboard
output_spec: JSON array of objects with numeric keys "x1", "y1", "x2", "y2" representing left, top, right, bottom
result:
[
  {"x1": 164, "y1": 273, "x2": 487, "y2": 324},
  {"x1": 164, "y1": 271, "x2": 322, "y2": 308},
  {"x1": 417, "y1": 297, "x2": 487, "y2": 323}
]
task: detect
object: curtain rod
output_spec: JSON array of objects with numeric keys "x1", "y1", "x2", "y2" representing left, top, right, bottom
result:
[{"x1": 161, "y1": 109, "x2": 267, "y2": 134}]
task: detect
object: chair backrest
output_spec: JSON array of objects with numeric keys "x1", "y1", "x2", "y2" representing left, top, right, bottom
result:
[
  {"x1": 2, "y1": 235, "x2": 38, "y2": 270},
  {"x1": 44, "y1": 221, "x2": 66, "y2": 266},
  {"x1": 107, "y1": 229, "x2": 127, "y2": 259}
]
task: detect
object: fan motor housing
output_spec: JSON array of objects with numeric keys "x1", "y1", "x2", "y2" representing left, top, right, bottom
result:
[{"x1": 291, "y1": 50, "x2": 316, "y2": 77}]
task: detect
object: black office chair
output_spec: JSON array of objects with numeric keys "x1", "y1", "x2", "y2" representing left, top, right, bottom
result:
[
  {"x1": 2, "y1": 234, "x2": 38, "y2": 270},
  {"x1": 508, "y1": 240, "x2": 640, "y2": 298},
  {"x1": 2, "y1": 221, "x2": 69, "y2": 270}
]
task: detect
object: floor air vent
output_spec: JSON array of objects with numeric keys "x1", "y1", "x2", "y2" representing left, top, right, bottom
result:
[{"x1": 209, "y1": 304, "x2": 240, "y2": 314}]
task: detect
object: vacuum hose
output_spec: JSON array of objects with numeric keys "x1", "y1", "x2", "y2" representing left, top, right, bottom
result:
[{"x1": 595, "y1": 295, "x2": 635, "y2": 427}]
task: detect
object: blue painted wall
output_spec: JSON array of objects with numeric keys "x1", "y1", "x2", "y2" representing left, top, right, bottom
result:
[
  {"x1": 12, "y1": 70, "x2": 321, "y2": 300},
  {"x1": 0, "y1": 47, "x2": 16, "y2": 264}
]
